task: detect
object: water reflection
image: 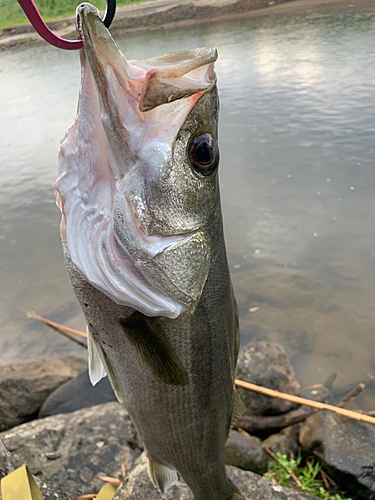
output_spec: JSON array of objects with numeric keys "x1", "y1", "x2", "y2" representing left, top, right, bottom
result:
[{"x1": 1, "y1": 4, "x2": 375, "y2": 408}]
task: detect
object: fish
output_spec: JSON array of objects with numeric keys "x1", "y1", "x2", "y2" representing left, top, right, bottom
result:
[{"x1": 55, "y1": 4, "x2": 245, "y2": 499}]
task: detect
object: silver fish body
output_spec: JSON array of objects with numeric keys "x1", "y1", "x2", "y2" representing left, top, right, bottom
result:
[{"x1": 56, "y1": 4, "x2": 245, "y2": 499}]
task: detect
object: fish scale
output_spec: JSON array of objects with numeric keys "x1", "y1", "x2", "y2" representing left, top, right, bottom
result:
[{"x1": 57, "y1": 4, "x2": 245, "y2": 499}]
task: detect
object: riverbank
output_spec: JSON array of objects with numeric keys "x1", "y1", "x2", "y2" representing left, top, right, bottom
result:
[
  {"x1": 1, "y1": 0, "x2": 374, "y2": 50},
  {"x1": 1, "y1": 340, "x2": 367, "y2": 499}
]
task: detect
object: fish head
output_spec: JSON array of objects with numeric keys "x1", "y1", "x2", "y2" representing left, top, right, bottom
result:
[{"x1": 56, "y1": 3, "x2": 220, "y2": 317}]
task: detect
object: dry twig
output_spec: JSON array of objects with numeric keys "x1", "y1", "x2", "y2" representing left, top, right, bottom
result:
[
  {"x1": 18, "y1": 306, "x2": 87, "y2": 338},
  {"x1": 336, "y1": 383, "x2": 365, "y2": 408},
  {"x1": 320, "y1": 468, "x2": 330, "y2": 490},
  {"x1": 236, "y1": 405, "x2": 314, "y2": 433},
  {"x1": 18, "y1": 306, "x2": 87, "y2": 348},
  {"x1": 302, "y1": 383, "x2": 323, "y2": 390},
  {"x1": 364, "y1": 410, "x2": 375, "y2": 417},
  {"x1": 17, "y1": 307, "x2": 374, "y2": 425},
  {"x1": 121, "y1": 448, "x2": 130, "y2": 480},
  {"x1": 263, "y1": 444, "x2": 303, "y2": 488},
  {"x1": 237, "y1": 427, "x2": 251, "y2": 438},
  {"x1": 96, "y1": 475, "x2": 121, "y2": 485},
  {"x1": 236, "y1": 382, "x2": 364, "y2": 432},
  {"x1": 235, "y1": 379, "x2": 375, "y2": 425}
]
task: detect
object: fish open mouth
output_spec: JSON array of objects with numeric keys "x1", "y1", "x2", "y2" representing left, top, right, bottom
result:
[
  {"x1": 55, "y1": 3, "x2": 218, "y2": 318},
  {"x1": 76, "y1": 3, "x2": 217, "y2": 113}
]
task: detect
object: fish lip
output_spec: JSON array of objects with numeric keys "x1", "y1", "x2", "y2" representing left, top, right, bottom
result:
[
  {"x1": 76, "y1": 4, "x2": 99, "y2": 50},
  {"x1": 76, "y1": 3, "x2": 218, "y2": 111},
  {"x1": 76, "y1": 3, "x2": 139, "y2": 170},
  {"x1": 76, "y1": 3, "x2": 99, "y2": 35}
]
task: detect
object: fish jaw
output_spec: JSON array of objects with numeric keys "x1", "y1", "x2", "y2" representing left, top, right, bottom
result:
[{"x1": 56, "y1": 3, "x2": 220, "y2": 315}]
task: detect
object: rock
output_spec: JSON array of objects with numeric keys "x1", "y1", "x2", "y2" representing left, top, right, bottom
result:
[
  {"x1": 0, "y1": 402, "x2": 141, "y2": 497},
  {"x1": 113, "y1": 453, "x2": 318, "y2": 499},
  {"x1": 0, "y1": 438, "x2": 73, "y2": 500},
  {"x1": 235, "y1": 341, "x2": 300, "y2": 417},
  {"x1": 299, "y1": 410, "x2": 375, "y2": 500},
  {"x1": 0, "y1": 438, "x2": 15, "y2": 480},
  {"x1": 39, "y1": 369, "x2": 117, "y2": 417},
  {"x1": 224, "y1": 430, "x2": 268, "y2": 474},
  {"x1": 0, "y1": 357, "x2": 87, "y2": 432},
  {"x1": 34, "y1": 478, "x2": 74, "y2": 500},
  {"x1": 262, "y1": 424, "x2": 300, "y2": 459}
]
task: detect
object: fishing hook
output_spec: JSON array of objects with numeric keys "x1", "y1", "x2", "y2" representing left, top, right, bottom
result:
[{"x1": 17, "y1": 0, "x2": 116, "y2": 50}]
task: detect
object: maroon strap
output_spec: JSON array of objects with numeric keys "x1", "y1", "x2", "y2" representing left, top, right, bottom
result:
[{"x1": 17, "y1": 0, "x2": 83, "y2": 50}]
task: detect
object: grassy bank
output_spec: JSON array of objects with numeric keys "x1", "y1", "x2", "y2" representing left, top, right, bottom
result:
[
  {"x1": 0, "y1": 0, "x2": 151, "y2": 32},
  {"x1": 265, "y1": 450, "x2": 352, "y2": 500}
]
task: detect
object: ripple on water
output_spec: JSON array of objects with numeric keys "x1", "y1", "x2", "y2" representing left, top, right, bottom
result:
[{"x1": 1, "y1": 3, "x2": 375, "y2": 408}]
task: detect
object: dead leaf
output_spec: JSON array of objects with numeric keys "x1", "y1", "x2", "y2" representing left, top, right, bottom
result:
[
  {"x1": 96, "y1": 475, "x2": 121, "y2": 485},
  {"x1": 45, "y1": 452, "x2": 62, "y2": 460}
]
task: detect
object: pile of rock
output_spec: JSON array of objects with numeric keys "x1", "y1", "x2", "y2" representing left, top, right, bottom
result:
[
  {"x1": 231, "y1": 341, "x2": 375, "y2": 500},
  {"x1": 112, "y1": 453, "x2": 317, "y2": 500},
  {"x1": 0, "y1": 357, "x2": 86, "y2": 432},
  {"x1": 1, "y1": 402, "x2": 141, "y2": 498},
  {"x1": 0, "y1": 341, "x2": 374, "y2": 499}
]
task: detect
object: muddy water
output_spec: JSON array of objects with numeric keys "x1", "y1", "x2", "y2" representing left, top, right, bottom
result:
[{"x1": 1, "y1": 3, "x2": 375, "y2": 408}]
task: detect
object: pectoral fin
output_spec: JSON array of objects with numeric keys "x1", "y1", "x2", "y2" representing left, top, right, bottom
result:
[
  {"x1": 119, "y1": 312, "x2": 188, "y2": 386},
  {"x1": 231, "y1": 390, "x2": 246, "y2": 427},
  {"x1": 87, "y1": 326, "x2": 107, "y2": 386},
  {"x1": 147, "y1": 456, "x2": 179, "y2": 498},
  {"x1": 87, "y1": 327, "x2": 123, "y2": 403}
]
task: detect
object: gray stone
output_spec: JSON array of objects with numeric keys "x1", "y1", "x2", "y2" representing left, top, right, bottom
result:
[
  {"x1": 0, "y1": 438, "x2": 15, "y2": 481},
  {"x1": 39, "y1": 368, "x2": 117, "y2": 417},
  {"x1": 236, "y1": 341, "x2": 300, "y2": 416},
  {"x1": 299, "y1": 410, "x2": 375, "y2": 499},
  {"x1": 0, "y1": 402, "x2": 141, "y2": 497},
  {"x1": 262, "y1": 424, "x2": 300, "y2": 459},
  {"x1": 0, "y1": 438, "x2": 73, "y2": 500},
  {"x1": 224, "y1": 430, "x2": 268, "y2": 474},
  {"x1": 0, "y1": 357, "x2": 87, "y2": 432},
  {"x1": 34, "y1": 479, "x2": 74, "y2": 500},
  {"x1": 113, "y1": 453, "x2": 318, "y2": 499}
]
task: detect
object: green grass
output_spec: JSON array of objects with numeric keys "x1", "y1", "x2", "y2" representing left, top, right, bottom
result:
[
  {"x1": 265, "y1": 450, "x2": 353, "y2": 500},
  {"x1": 0, "y1": 0, "x2": 152, "y2": 32}
]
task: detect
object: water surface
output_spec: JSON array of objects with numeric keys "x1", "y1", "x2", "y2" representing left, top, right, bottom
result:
[{"x1": 1, "y1": 3, "x2": 375, "y2": 408}]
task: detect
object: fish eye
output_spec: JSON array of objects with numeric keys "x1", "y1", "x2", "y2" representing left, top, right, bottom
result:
[{"x1": 188, "y1": 133, "x2": 219, "y2": 177}]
